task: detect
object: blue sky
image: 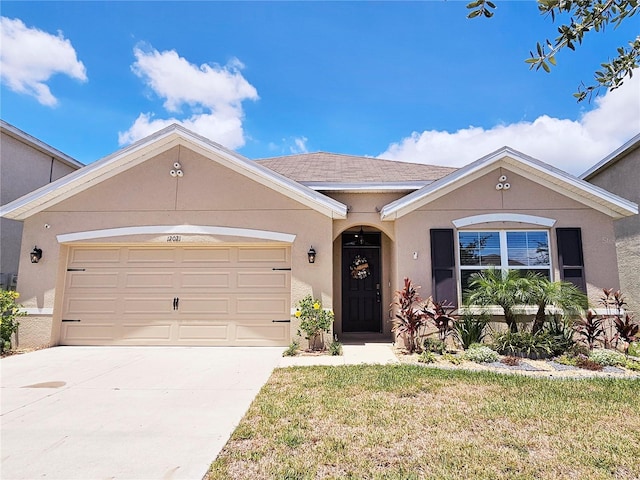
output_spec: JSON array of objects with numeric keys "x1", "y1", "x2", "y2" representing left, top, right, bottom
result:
[{"x1": 1, "y1": 1, "x2": 639, "y2": 175}]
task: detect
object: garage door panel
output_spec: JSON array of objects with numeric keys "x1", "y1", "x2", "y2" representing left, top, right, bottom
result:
[
  {"x1": 69, "y1": 247, "x2": 121, "y2": 266},
  {"x1": 178, "y1": 324, "x2": 230, "y2": 340},
  {"x1": 237, "y1": 246, "x2": 288, "y2": 264},
  {"x1": 236, "y1": 324, "x2": 287, "y2": 342},
  {"x1": 236, "y1": 296, "x2": 288, "y2": 315},
  {"x1": 61, "y1": 245, "x2": 291, "y2": 346},
  {"x1": 122, "y1": 324, "x2": 172, "y2": 341},
  {"x1": 237, "y1": 271, "x2": 289, "y2": 289},
  {"x1": 67, "y1": 272, "x2": 119, "y2": 289},
  {"x1": 125, "y1": 272, "x2": 175, "y2": 288},
  {"x1": 180, "y1": 272, "x2": 231, "y2": 288},
  {"x1": 179, "y1": 297, "x2": 230, "y2": 314},
  {"x1": 65, "y1": 297, "x2": 118, "y2": 315},
  {"x1": 123, "y1": 297, "x2": 174, "y2": 314},
  {"x1": 62, "y1": 323, "x2": 115, "y2": 341},
  {"x1": 181, "y1": 247, "x2": 231, "y2": 263},
  {"x1": 127, "y1": 248, "x2": 175, "y2": 263}
]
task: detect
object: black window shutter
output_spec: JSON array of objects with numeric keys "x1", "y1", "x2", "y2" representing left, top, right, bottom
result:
[
  {"x1": 556, "y1": 228, "x2": 586, "y2": 293},
  {"x1": 430, "y1": 229, "x2": 457, "y2": 307}
]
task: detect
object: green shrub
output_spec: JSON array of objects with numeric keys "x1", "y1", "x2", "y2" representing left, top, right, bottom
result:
[
  {"x1": 453, "y1": 310, "x2": 490, "y2": 349},
  {"x1": 423, "y1": 337, "x2": 446, "y2": 354},
  {"x1": 628, "y1": 341, "x2": 639, "y2": 358},
  {"x1": 464, "y1": 345, "x2": 499, "y2": 363},
  {"x1": 282, "y1": 340, "x2": 300, "y2": 357},
  {"x1": 544, "y1": 315, "x2": 576, "y2": 355},
  {"x1": 418, "y1": 350, "x2": 437, "y2": 364},
  {"x1": 589, "y1": 349, "x2": 626, "y2": 367},
  {"x1": 442, "y1": 352, "x2": 462, "y2": 365},
  {"x1": 328, "y1": 339, "x2": 343, "y2": 356},
  {"x1": 1, "y1": 290, "x2": 25, "y2": 352},
  {"x1": 625, "y1": 359, "x2": 640, "y2": 371},
  {"x1": 555, "y1": 354, "x2": 577, "y2": 366},
  {"x1": 492, "y1": 331, "x2": 555, "y2": 359}
]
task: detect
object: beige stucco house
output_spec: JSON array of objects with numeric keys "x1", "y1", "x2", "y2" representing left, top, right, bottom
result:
[
  {"x1": 1, "y1": 120, "x2": 83, "y2": 291},
  {"x1": 1, "y1": 124, "x2": 637, "y2": 348},
  {"x1": 582, "y1": 133, "x2": 640, "y2": 316}
]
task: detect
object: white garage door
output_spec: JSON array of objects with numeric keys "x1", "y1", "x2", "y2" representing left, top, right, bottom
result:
[{"x1": 60, "y1": 245, "x2": 291, "y2": 346}]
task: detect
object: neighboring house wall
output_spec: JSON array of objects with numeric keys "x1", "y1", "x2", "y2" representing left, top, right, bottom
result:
[
  {"x1": 583, "y1": 143, "x2": 640, "y2": 315},
  {"x1": 0, "y1": 122, "x2": 81, "y2": 290}
]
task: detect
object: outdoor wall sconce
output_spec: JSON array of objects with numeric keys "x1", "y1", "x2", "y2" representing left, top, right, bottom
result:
[
  {"x1": 30, "y1": 246, "x2": 43, "y2": 264},
  {"x1": 307, "y1": 246, "x2": 316, "y2": 264}
]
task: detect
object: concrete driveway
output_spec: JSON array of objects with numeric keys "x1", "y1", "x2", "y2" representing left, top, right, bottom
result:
[{"x1": 1, "y1": 346, "x2": 283, "y2": 480}]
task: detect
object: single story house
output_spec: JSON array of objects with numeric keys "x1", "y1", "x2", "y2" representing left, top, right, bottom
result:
[
  {"x1": 0, "y1": 120, "x2": 83, "y2": 290},
  {"x1": 581, "y1": 133, "x2": 640, "y2": 316},
  {"x1": 1, "y1": 124, "x2": 637, "y2": 348}
]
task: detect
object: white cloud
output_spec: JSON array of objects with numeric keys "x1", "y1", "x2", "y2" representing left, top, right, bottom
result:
[
  {"x1": 379, "y1": 72, "x2": 640, "y2": 175},
  {"x1": 0, "y1": 17, "x2": 87, "y2": 106},
  {"x1": 119, "y1": 45, "x2": 258, "y2": 149},
  {"x1": 291, "y1": 136, "x2": 309, "y2": 154}
]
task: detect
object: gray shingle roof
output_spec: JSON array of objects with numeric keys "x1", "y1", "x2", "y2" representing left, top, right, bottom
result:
[{"x1": 256, "y1": 152, "x2": 457, "y2": 183}]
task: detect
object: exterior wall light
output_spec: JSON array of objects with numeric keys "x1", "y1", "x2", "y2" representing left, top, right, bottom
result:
[
  {"x1": 30, "y1": 246, "x2": 43, "y2": 264},
  {"x1": 307, "y1": 246, "x2": 316, "y2": 264}
]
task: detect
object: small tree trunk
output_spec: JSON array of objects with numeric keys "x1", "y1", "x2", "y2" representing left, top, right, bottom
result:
[
  {"x1": 531, "y1": 305, "x2": 546, "y2": 334},
  {"x1": 504, "y1": 308, "x2": 518, "y2": 333}
]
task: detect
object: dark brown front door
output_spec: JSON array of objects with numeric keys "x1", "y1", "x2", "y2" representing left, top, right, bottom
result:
[{"x1": 342, "y1": 231, "x2": 382, "y2": 332}]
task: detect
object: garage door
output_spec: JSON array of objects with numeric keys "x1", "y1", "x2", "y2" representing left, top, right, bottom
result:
[{"x1": 60, "y1": 245, "x2": 291, "y2": 346}]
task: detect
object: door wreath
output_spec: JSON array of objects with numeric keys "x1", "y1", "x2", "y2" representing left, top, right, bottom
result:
[{"x1": 350, "y1": 255, "x2": 370, "y2": 280}]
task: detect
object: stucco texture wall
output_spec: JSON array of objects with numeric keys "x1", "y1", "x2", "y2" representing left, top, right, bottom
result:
[
  {"x1": 586, "y1": 152, "x2": 640, "y2": 315},
  {"x1": 393, "y1": 167, "x2": 621, "y2": 309},
  {"x1": 16, "y1": 146, "x2": 335, "y2": 347}
]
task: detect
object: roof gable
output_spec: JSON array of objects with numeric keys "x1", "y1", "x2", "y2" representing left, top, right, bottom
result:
[
  {"x1": 380, "y1": 147, "x2": 638, "y2": 221},
  {"x1": 1, "y1": 124, "x2": 347, "y2": 220}
]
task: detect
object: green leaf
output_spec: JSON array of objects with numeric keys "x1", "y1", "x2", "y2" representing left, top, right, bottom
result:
[
  {"x1": 548, "y1": 55, "x2": 557, "y2": 66},
  {"x1": 542, "y1": 61, "x2": 551, "y2": 73},
  {"x1": 467, "y1": 10, "x2": 482, "y2": 18}
]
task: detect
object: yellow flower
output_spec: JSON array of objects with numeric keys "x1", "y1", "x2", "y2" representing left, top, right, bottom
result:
[
  {"x1": 313, "y1": 302, "x2": 321, "y2": 310},
  {"x1": 294, "y1": 310, "x2": 301, "y2": 318}
]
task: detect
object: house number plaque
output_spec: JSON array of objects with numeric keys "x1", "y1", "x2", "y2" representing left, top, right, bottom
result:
[{"x1": 166, "y1": 235, "x2": 182, "y2": 242}]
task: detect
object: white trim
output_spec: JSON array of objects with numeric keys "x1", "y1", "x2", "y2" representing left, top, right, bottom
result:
[
  {"x1": 453, "y1": 213, "x2": 556, "y2": 228},
  {"x1": 581, "y1": 133, "x2": 640, "y2": 180},
  {"x1": 57, "y1": 225, "x2": 297, "y2": 244},
  {"x1": 302, "y1": 181, "x2": 431, "y2": 192},
  {"x1": 0, "y1": 124, "x2": 347, "y2": 220},
  {"x1": 21, "y1": 307, "x2": 54, "y2": 316},
  {"x1": 380, "y1": 146, "x2": 638, "y2": 220}
]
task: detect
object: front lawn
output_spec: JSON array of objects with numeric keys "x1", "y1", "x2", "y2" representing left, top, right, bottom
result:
[{"x1": 207, "y1": 365, "x2": 640, "y2": 480}]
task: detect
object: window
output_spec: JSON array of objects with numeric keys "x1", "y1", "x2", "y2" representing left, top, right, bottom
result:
[{"x1": 458, "y1": 230, "x2": 551, "y2": 300}]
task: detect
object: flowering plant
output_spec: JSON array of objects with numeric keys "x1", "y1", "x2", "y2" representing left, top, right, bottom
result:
[
  {"x1": 295, "y1": 294, "x2": 333, "y2": 350},
  {"x1": 1, "y1": 290, "x2": 25, "y2": 352}
]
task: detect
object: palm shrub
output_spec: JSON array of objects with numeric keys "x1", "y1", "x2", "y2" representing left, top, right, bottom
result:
[
  {"x1": 295, "y1": 295, "x2": 334, "y2": 351},
  {"x1": 453, "y1": 309, "x2": 490, "y2": 349},
  {"x1": 466, "y1": 269, "x2": 531, "y2": 333},
  {"x1": 391, "y1": 278, "x2": 428, "y2": 354},
  {"x1": 544, "y1": 315, "x2": 575, "y2": 355},
  {"x1": 526, "y1": 274, "x2": 586, "y2": 334}
]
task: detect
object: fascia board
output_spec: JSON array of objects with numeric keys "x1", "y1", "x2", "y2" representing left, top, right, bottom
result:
[
  {"x1": 580, "y1": 133, "x2": 640, "y2": 180},
  {"x1": 380, "y1": 147, "x2": 638, "y2": 221},
  {"x1": 1, "y1": 120, "x2": 84, "y2": 169},
  {"x1": 2, "y1": 125, "x2": 348, "y2": 221},
  {"x1": 504, "y1": 157, "x2": 638, "y2": 218}
]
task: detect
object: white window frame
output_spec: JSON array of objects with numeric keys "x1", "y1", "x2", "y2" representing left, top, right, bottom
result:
[{"x1": 457, "y1": 229, "x2": 553, "y2": 303}]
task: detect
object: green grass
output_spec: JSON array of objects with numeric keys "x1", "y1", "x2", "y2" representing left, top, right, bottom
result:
[{"x1": 207, "y1": 365, "x2": 640, "y2": 480}]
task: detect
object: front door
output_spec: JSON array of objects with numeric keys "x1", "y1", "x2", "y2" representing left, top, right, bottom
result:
[{"x1": 342, "y1": 231, "x2": 382, "y2": 332}]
